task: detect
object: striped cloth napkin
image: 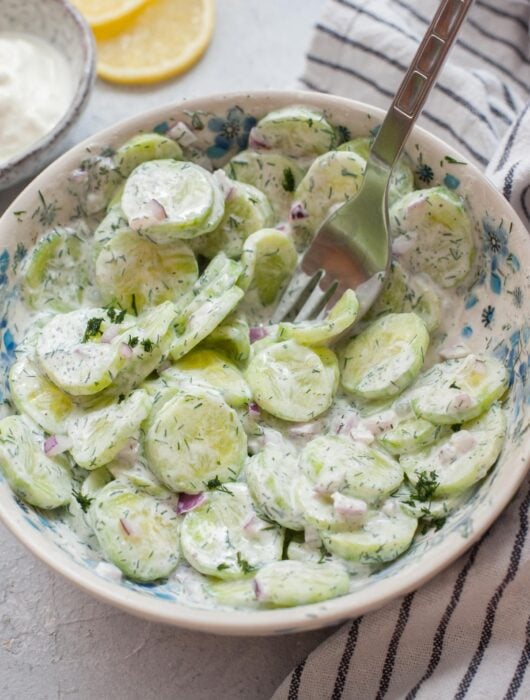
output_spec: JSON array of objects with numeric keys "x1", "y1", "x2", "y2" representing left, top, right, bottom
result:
[{"x1": 273, "y1": 2, "x2": 530, "y2": 699}]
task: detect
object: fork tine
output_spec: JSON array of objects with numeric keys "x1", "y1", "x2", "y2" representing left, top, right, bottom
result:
[
  {"x1": 294, "y1": 277, "x2": 338, "y2": 322},
  {"x1": 270, "y1": 268, "x2": 324, "y2": 323}
]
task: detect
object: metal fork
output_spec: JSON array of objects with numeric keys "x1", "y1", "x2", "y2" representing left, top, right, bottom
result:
[{"x1": 272, "y1": 0, "x2": 474, "y2": 325}]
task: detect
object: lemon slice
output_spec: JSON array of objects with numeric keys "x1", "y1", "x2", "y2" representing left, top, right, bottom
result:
[
  {"x1": 96, "y1": 0, "x2": 215, "y2": 84},
  {"x1": 72, "y1": 0, "x2": 150, "y2": 37}
]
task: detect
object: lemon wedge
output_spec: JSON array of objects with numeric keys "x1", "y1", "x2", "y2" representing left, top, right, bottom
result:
[
  {"x1": 96, "y1": 0, "x2": 215, "y2": 84},
  {"x1": 72, "y1": 0, "x2": 150, "y2": 38}
]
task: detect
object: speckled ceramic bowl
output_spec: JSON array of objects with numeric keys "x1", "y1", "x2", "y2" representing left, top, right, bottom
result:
[
  {"x1": 0, "y1": 91, "x2": 528, "y2": 635},
  {"x1": 0, "y1": 0, "x2": 95, "y2": 190}
]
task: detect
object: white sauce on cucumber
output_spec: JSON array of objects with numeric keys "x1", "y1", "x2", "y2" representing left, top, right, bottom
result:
[{"x1": 2, "y1": 106, "x2": 508, "y2": 612}]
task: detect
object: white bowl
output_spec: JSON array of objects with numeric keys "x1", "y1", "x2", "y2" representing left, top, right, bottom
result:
[
  {"x1": 0, "y1": 0, "x2": 95, "y2": 190},
  {"x1": 0, "y1": 91, "x2": 528, "y2": 635}
]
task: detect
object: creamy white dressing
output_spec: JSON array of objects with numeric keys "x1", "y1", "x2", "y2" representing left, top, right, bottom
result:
[{"x1": 0, "y1": 32, "x2": 73, "y2": 164}]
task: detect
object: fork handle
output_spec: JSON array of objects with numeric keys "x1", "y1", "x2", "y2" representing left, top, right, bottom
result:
[{"x1": 370, "y1": 0, "x2": 474, "y2": 169}]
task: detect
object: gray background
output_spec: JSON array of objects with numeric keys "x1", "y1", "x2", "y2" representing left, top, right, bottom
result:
[{"x1": 0, "y1": 2, "x2": 339, "y2": 699}]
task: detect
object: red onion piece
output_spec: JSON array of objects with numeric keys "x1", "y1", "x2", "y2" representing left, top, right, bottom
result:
[
  {"x1": 177, "y1": 492, "x2": 206, "y2": 515},
  {"x1": 167, "y1": 121, "x2": 197, "y2": 146},
  {"x1": 332, "y1": 492, "x2": 367, "y2": 520},
  {"x1": 43, "y1": 434, "x2": 72, "y2": 457},
  {"x1": 289, "y1": 421, "x2": 322, "y2": 438},
  {"x1": 101, "y1": 324, "x2": 120, "y2": 343},
  {"x1": 253, "y1": 578, "x2": 265, "y2": 601},
  {"x1": 289, "y1": 202, "x2": 308, "y2": 221},
  {"x1": 248, "y1": 402, "x2": 261, "y2": 419},
  {"x1": 119, "y1": 342, "x2": 134, "y2": 359},
  {"x1": 248, "y1": 127, "x2": 270, "y2": 150},
  {"x1": 249, "y1": 326, "x2": 268, "y2": 343}
]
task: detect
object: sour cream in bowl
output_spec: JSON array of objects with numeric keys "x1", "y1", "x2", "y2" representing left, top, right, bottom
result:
[{"x1": 0, "y1": 0, "x2": 95, "y2": 191}]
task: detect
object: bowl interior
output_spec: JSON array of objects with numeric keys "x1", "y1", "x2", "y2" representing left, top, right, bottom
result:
[
  {"x1": 0, "y1": 0, "x2": 95, "y2": 187},
  {"x1": 0, "y1": 91, "x2": 528, "y2": 635}
]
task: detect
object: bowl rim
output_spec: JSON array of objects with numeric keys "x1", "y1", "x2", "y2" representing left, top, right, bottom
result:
[
  {"x1": 0, "y1": 89, "x2": 529, "y2": 635},
  {"x1": 0, "y1": 0, "x2": 96, "y2": 181}
]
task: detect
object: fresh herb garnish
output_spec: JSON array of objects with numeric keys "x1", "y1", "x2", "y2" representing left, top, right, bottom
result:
[
  {"x1": 408, "y1": 470, "x2": 440, "y2": 503},
  {"x1": 282, "y1": 167, "x2": 295, "y2": 192},
  {"x1": 141, "y1": 339, "x2": 154, "y2": 352},
  {"x1": 205, "y1": 476, "x2": 233, "y2": 495},
  {"x1": 73, "y1": 489, "x2": 93, "y2": 513},
  {"x1": 217, "y1": 563, "x2": 229, "y2": 571},
  {"x1": 127, "y1": 335, "x2": 139, "y2": 348},
  {"x1": 117, "y1": 394, "x2": 126, "y2": 404},
  {"x1": 131, "y1": 294, "x2": 138, "y2": 316},
  {"x1": 237, "y1": 552, "x2": 255, "y2": 574},
  {"x1": 82, "y1": 317, "x2": 104, "y2": 343},
  {"x1": 106, "y1": 306, "x2": 126, "y2": 323}
]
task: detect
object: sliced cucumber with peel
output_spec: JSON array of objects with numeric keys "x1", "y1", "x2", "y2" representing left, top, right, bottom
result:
[
  {"x1": 122, "y1": 159, "x2": 224, "y2": 241},
  {"x1": 240, "y1": 228, "x2": 297, "y2": 306},
  {"x1": 341, "y1": 312, "x2": 429, "y2": 400},
  {"x1": 225, "y1": 149, "x2": 305, "y2": 220},
  {"x1": 277, "y1": 289, "x2": 359, "y2": 346},
  {"x1": 67, "y1": 390, "x2": 153, "y2": 470},
  {"x1": 0, "y1": 415, "x2": 72, "y2": 509},
  {"x1": 144, "y1": 384, "x2": 247, "y2": 493},
  {"x1": 254, "y1": 560, "x2": 349, "y2": 607},
  {"x1": 322, "y1": 500, "x2": 417, "y2": 563},
  {"x1": 114, "y1": 132, "x2": 182, "y2": 177},
  {"x1": 95, "y1": 230, "x2": 198, "y2": 313},
  {"x1": 180, "y1": 483, "x2": 283, "y2": 580},
  {"x1": 200, "y1": 312, "x2": 250, "y2": 366},
  {"x1": 389, "y1": 186, "x2": 475, "y2": 288},
  {"x1": 250, "y1": 106, "x2": 336, "y2": 158},
  {"x1": 402, "y1": 403, "x2": 507, "y2": 497},
  {"x1": 246, "y1": 340, "x2": 339, "y2": 422},
  {"x1": 411, "y1": 354, "x2": 508, "y2": 424},
  {"x1": 291, "y1": 150, "x2": 365, "y2": 250},
  {"x1": 89, "y1": 481, "x2": 180, "y2": 582}
]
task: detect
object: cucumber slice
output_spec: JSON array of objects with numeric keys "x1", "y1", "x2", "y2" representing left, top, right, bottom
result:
[
  {"x1": 67, "y1": 390, "x2": 153, "y2": 469},
  {"x1": 114, "y1": 133, "x2": 182, "y2": 177},
  {"x1": 295, "y1": 476, "x2": 363, "y2": 533},
  {"x1": 377, "y1": 416, "x2": 449, "y2": 455},
  {"x1": 278, "y1": 289, "x2": 359, "y2": 346},
  {"x1": 108, "y1": 455, "x2": 171, "y2": 500},
  {"x1": 402, "y1": 403, "x2": 507, "y2": 497},
  {"x1": 411, "y1": 354, "x2": 509, "y2": 424},
  {"x1": 192, "y1": 180, "x2": 274, "y2": 259},
  {"x1": 254, "y1": 560, "x2": 349, "y2": 607},
  {"x1": 225, "y1": 149, "x2": 305, "y2": 220},
  {"x1": 36, "y1": 308, "x2": 131, "y2": 396},
  {"x1": 200, "y1": 312, "x2": 250, "y2": 366},
  {"x1": 341, "y1": 312, "x2": 429, "y2": 400},
  {"x1": 0, "y1": 415, "x2": 72, "y2": 509},
  {"x1": 89, "y1": 481, "x2": 180, "y2": 582},
  {"x1": 301, "y1": 435, "x2": 403, "y2": 505},
  {"x1": 389, "y1": 186, "x2": 475, "y2": 288},
  {"x1": 81, "y1": 467, "x2": 114, "y2": 500},
  {"x1": 9, "y1": 354, "x2": 75, "y2": 434},
  {"x1": 122, "y1": 160, "x2": 224, "y2": 241},
  {"x1": 250, "y1": 106, "x2": 336, "y2": 158},
  {"x1": 144, "y1": 384, "x2": 247, "y2": 493},
  {"x1": 169, "y1": 285, "x2": 244, "y2": 362},
  {"x1": 169, "y1": 349, "x2": 252, "y2": 408},
  {"x1": 395, "y1": 484, "x2": 469, "y2": 521},
  {"x1": 241, "y1": 228, "x2": 297, "y2": 306},
  {"x1": 175, "y1": 253, "x2": 243, "y2": 318},
  {"x1": 92, "y1": 203, "x2": 130, "y2": 260},
  {"x1": 95, "y1": 229, "x2": 198, "y2": 312},
  {"x1": 246, "y1": 340, "x2": 339, "y2": 422},
  {"x1": 322, "y1": 500, "x2": 417, "y2": 563},
  {"x1": 180, "y1": 482, "x2": 283, "y2": 580},
  {"x1": 22, "y1": 226, "x2": 94, "y2": 312},
  {"x1": 338, "y1": 137, "x2": 414, "y2": 206},
  {"x1": 245, "y1": 441, "x2": 305, "y2": 530},
  {"x1": 291, "y1": 150, "x2": 365, "y2": 250},
  {"x1": 110, "y1": 301, "x2": 179, "y2": 396},
  {"x1": 207, "y1": 578, "x2": 260, "y2": 609}
]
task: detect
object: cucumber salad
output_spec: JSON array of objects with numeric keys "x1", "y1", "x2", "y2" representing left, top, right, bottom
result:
[{"x1": 0, "y1": 106, "x2": 509, "y2": 610}]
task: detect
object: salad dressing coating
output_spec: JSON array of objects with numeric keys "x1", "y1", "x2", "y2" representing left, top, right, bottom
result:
[{"x1": 1, "y1": 108, "x2": 508, "y2": 609}]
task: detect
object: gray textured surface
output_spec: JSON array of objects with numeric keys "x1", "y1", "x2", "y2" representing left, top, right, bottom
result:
[{"x1": 0, "y1": 1, "x2": 335, "y2": 698}]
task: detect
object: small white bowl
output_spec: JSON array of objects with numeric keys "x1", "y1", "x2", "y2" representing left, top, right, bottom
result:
[
  {"x1": 0, "y1": 0, "x2": 95, "y2": 190},
  {"x1": 0, "y1": 91, "x2": 529, "y2": 635}
]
